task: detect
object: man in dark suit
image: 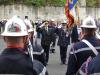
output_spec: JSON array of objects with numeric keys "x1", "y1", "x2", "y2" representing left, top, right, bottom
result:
[
  {"x1": 37, "y1": 21, "x2": 56, "y2": 65},
  {"x1": 57, "y1": 20, "x2": 70, "y2": 65}
]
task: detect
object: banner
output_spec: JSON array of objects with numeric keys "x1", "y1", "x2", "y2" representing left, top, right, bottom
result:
[
  {"x1": 69, "y1": 0, "x2": 78, "y2": 10},
  {"x1": 65, "y1": 0, "x2": 75, "y2": 28}
]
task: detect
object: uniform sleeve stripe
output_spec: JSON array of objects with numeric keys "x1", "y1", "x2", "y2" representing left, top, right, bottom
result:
[
  {"x1": 33, "y1": 49, "x2": 44, "y2": 55},
  {"x1": 90, "y1": 73, "x2": 100, "y2": 75},
  {"x1": 70, "y1": 47, "x2": 100, "y2": 54},
  {"x1": 78, "y1": 70, "x2": 86, "y2": 75},
  {"x1": 39, "y1": 67, "x2": 47, "y2": 75}
]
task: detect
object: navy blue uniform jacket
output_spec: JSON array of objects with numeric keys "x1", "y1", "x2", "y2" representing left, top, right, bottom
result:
[
  {"x1": 66, "y1": 36, "x2": 100, "y2": 75},
  {"x1": 0, "y1": 48, "x2": 47, "y2": 75}
]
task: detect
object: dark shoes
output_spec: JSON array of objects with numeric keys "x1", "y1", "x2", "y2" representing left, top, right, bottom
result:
[
  {"x1": 60, "y1": 61, "x2": 67, "y2": 65},
  {"x1": 50, "y1": 49, "x2": 56, "y2": 53}
]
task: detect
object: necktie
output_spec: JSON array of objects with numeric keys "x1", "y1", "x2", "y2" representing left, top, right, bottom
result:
[{"x1": 46, "y1": 27, "x2": 48, "y2": 32}]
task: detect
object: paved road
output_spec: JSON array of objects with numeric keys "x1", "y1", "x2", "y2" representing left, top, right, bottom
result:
[
  {"x1": 47, "y1": 48, "x2": 67, "y2": 75},
  {"x1": 46, "y1": 45, "x2": 67, "y2": 75},
  {"x1": 37, "y1": 38, "x2": 71, "y2": 75},
  {"x1": 0, "y1": 38, "x2": 71, "y2": 75}
]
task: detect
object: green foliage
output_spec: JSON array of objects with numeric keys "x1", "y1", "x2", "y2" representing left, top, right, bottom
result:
[
  {"x1": 0, "y1": 0, "x2": 23, "y2": 5},
  {"x1": 24, "y1": 0, "x2": 46, "y2": 6},
  {"x1": 24, "y1": 0, "x2": 66, "y2": 6},
  {"x1": 0, "y1": 0, "x2": 66, "y2": 6},
  {"x1": 46, "y1": 0, "x2": 65, "y2": 6},
  {"x1": 0, "y1": 0, "x2": 11, "y2": 5},
  {"x1": 86, "y1": 0, "x2": 96, "y2": 7},
  {"x1": 0, "y1": 0, "x2": 80, "y2": 7}
]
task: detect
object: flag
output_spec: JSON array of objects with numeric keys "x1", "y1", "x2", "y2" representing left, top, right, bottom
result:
[
  {"x1": 65, "y1": 0, "x2": 75, "y2": 28},
  {"x1": 65, "y1": 0, "x2": 78, "y2": 17},
  {"x1": 65, "y1": 0, "x2": 69, "y2": 17},
  {"x1": 69, "y1": 0, "x2": 78, "y2": 10}
]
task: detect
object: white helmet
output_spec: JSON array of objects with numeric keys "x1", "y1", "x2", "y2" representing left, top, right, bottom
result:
[
  {"x1": 51, "y1": 19, "x2": 55, "y2": 21},
  {"x1": 24, "y1": 19, "x2": 34, "y2": 32},
  {"x1": 1, "y1": 16, "x2": 28, "y2": 36},
  {"x1": 81, "y1": 16, "x2": 97, "y2": 28},
  {"x1": 62, "y1": 20, "x2": 67, "y2": 24}
]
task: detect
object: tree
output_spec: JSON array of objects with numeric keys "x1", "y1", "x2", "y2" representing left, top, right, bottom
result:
[
  {"x1": 0, "y1": 0, "x2": 66, "y2": 6},
  {"x1": 46, "y1": 0, "x2": 65, "y2": 6},
  {"x1": 0, "y1": 0, "x2": 81, "y2": 7},
  {"x1": 86, "y1": 0, "x2": 96, "y2": 7}
]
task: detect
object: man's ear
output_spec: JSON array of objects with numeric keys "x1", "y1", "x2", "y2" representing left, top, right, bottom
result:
[
  {"x1": 23, "y1": 36, "x2": 28, "y2": 44},
  {"x1": 3, "y1": 36, "x2": 6, "y2": 42}
]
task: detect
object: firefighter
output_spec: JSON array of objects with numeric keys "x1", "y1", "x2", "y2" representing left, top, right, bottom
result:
[
  {"x1": 56, "y1": 20, "x2": 70, "y2": 65},
  {"x1": 0, "y1": 16, "x2": 48, "y2": 75},
  {"x1": 49, "y1": 19, "x2": 57, "y2": 53},
  {"x1": 66, "y1": 16, "x2": 100, "y2": 75},
  {"x1": 24, "y1": 17, "x2": 46, "y2": 66}
]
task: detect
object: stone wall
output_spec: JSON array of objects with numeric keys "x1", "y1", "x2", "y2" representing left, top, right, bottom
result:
[
  {"x1": 0, "y1": 4, "x2": 87, "y2": 21},
  {"x1": 86, "y1": 7, "x2": 100, "y2": 19}
]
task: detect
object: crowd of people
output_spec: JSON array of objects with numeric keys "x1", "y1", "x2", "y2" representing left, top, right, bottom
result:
[{"x1": 0, "y1": 15, "x2": 100, "y2": 75}]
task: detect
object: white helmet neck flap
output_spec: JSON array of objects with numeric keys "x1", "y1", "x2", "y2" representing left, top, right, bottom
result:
[
  {"x1": 1, "y1": 16, "x2": 28, "y2": 36},
  {"x1": 81, "y1": 16, "x2": 97, "y2": 28}
]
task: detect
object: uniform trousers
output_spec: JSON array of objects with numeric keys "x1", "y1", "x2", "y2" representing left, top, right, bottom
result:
[
  {"x1": 59, "y1": 46, "x2": 68, "y2": 64},
  {"x1": 42, "y1": 45, "x2": 50, "y2": 65}
]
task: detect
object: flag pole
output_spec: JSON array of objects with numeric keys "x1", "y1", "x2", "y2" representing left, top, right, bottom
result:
[{"x1": 75, "y1": 2, "x2": 80, "y2": 25}]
